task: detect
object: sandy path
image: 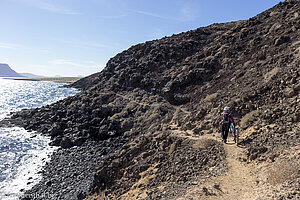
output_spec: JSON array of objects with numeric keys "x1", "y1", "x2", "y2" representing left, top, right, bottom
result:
[
  {"x1": 200, "y1": 140, "x2": 258, "y2": 200},
  {"x1": 170, "y1": 125, "x2": 258, "y2": 200}
]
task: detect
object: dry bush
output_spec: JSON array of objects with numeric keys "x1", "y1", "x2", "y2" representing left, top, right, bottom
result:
[
  {"x1": 204, "y1": 55, "x2": 215, "y2": 61},
  {"x1": 264, "y1": 67, "x2": 280, "y2": 82},
  {"x1": 267, "y1": 161, "x2": 299, "y2": 185},
  {"x1": 269, "y1": 23, "x2": 282, "y2": 32},
  {"x1": 168, "y1": 142, "x2": 176, "y2": 155},
  {"x1": 108, "y1": 76, "x2": 116, "y2": 84},
  {"x1": 243, "y1": 60, "x2": 252, "y2": 68},
  {"x1": 193, "y1": 139, "x2": 216, "y2": 150},
  {"x1": 292, "y1": 40, "x2": 300, "y2": 47},
  {"x1": 221, "y1": 57, "x2": 231, "y2": 66},
  {"x1": 294, "y1": 46, "x2": 300, "y2": 59},
  {"x1": 240, "y1": 110, "x2": 260, "y2": 127},
  {"x1": 269, "y1": 11, "x2": 279, "y2": 17},
  {"x1": 204, "y1": 93, "x2": 218, "y2": 102}
]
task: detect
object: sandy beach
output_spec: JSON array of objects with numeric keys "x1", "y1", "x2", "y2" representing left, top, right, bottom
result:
[{"x1": 4, "y1": 77, "x2": 81, "y2": 83}]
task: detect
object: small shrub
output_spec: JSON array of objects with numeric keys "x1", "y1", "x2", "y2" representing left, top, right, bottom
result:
[
  {"x1": 240, "y1": 110, "x2": 260, "y2": 127},
  {"x1": 204, "y1": 93, "x2": 218, "y2": 102},
  {"x1": 295, "y1": 46, "x2": 300, "y2": 59},
  {"x1": 269, "y1": 11, "x2": 279, "y2": 17},
  {"x1": 168, "y1": 143, "x2": 176, "y2": 155},
  {"x1": 267, "y1": 161, "x2": 299, "y2": 185},
  {"x1": 264, "y1": 67, "x2": 280, "y2": 82},
  {"x1": 193, "y1": 139, "x2": 216, "y2": 150}
]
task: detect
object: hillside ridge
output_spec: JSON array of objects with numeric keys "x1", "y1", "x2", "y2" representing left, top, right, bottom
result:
[
  {"x1": 0, "y1": 63, "x2": 22, "y2": 77},
  {"x1": 3, "y1": 0, "x2": 299, "y2": 199}
]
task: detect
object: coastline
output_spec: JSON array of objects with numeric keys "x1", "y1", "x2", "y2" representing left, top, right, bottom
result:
[
  {"x1": 0, "y1": 80, "x2": 79, "y2": 199},
  {"x1": 0, "y1": 128, "x2": 56, "y2": 200},
  {"x1": 1, "y1": 1, "x2": 299, "y2": 199},
  {"x1": 3, "y1": 77, "x2": 81, "y2": 83}
]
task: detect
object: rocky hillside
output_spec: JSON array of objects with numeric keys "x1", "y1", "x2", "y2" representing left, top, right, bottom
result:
[
  {"x1": 0, "y1": 63, "x2": 22, "y2": 77},
  {"x1": 4, "y1": 0, "x2": 299, "y2": 199}
]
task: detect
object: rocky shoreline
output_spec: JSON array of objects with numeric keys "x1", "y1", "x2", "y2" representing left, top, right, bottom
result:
[
  {"x1": 1, "y1": 0, "x2": 299, "y2": 199},
  {"x1": 21, "y1": 139, "x2": 129, "y2": 200}
]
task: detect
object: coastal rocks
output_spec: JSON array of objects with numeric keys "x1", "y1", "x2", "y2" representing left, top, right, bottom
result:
[
  {"x1": 21, "y1": 139, "x2": 126, "y2": 200},
  {"x1": 60, "y1": 137, "x2": 73, "y2": 149},
  {"x1": 49, "y1": 122, "x2": 65, "y2": 136},
  {"x1": 73, "y1": 137, "x2": 86, "y2": 146}
]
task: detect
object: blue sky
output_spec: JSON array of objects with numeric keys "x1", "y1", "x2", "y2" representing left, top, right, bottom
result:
[{"x1": 0, "y1": 0, "x2": 281, "y2": 77}]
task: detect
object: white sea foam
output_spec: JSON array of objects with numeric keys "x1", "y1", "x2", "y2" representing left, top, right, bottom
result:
[
  {"x1": 0, "y1": 127, "x2": 57, "y2": 199},
  {"x1": 0, "y1": 78, "x2": 78, "y2": 199}
]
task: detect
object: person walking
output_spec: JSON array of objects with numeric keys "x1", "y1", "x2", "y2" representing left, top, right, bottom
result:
[{"x1": 221, "y1": 106, "x2": 235, "y2": 143}]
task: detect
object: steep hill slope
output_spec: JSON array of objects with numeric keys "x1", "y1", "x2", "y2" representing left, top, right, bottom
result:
[
  {"x1": 0, "y1": 63, "x2": 22, "y2": 77},
  {"x1": 5, "y1": 0, "x2": 299, "y2": 199}
]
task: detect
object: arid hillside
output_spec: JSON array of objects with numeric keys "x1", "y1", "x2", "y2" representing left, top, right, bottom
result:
[{"x1": 6, "y1": 0, "x2": 299, "y2": 199}]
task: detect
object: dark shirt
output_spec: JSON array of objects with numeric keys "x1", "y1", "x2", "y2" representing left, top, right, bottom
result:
[{"x1": 221, "y1": 112, "x2": 235, "y2": 126}]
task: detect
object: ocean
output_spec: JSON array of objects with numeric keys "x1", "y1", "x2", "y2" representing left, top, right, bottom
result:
[{"x1": 0, "y1": 78, "x2": 78, "y2": 200}]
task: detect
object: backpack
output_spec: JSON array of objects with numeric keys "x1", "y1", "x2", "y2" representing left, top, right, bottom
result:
[{"x1": 223, "y1": 112, "x2": 230, "y2": 124}]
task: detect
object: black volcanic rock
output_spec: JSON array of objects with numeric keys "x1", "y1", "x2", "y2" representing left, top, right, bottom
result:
[
  {"x1": 0, "y1": 63, "x2": 22, "y2": 77},
  {"x1": 6, "y1": 0, "x2": 300, "y2": 199}
]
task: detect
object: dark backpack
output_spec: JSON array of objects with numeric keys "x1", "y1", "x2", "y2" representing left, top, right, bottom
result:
[{"x1": 223, "y1": 112, "x2": 230, "y2": 124}]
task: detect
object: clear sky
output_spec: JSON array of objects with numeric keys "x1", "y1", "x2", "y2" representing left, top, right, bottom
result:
[{"x1": 0, "y1": 0, "x2": 282, "y2": 77}]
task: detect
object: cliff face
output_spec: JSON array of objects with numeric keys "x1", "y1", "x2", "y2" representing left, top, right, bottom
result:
[
  {"x1": 10, "y1": 0, "x2": 300, "y2": 199},
  {"x1": 0, "y1": 63, "x2": 22, "y2": 77}
]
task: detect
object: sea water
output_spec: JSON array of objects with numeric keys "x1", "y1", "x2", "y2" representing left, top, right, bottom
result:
[{"x1": 0, "y1": 78, "x2": 78, "y2": 199}]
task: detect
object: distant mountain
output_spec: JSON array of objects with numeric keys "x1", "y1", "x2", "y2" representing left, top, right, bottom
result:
[
  {"x1": 0, "y1": 63, "x2": 22, "y2": 77},
  {"x1": 19, "y1": 73, "x2": 45, "y2": 78}
]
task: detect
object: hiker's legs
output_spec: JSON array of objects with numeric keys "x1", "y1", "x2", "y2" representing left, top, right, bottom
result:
[
  {"x1": 221, "y1": 125, "x2": 226, "y2": 142},
  {"x1": 224, "y1": 126, "x2": 229, "y2": 142}
]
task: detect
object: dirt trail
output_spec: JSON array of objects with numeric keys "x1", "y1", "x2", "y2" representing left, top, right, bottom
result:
[
  {"x1": 169, "y1": 125, "x2": 259, "y2": 200},
  {"x1": 197, "y1": 140, "x2": 258, "y2": 200}
]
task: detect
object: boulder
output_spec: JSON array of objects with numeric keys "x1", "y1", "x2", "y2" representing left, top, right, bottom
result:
[
  {"x1": 283, "y1": 87, "x2": 295, "y2": 98},
  {"x1": 274, "y1": 36, "x2": 290, "y2": 46},
  {"x1": 73, "y1": 137, "x2": 86, "y2": 146},
  {"x1": 60, "y1": 137, "x2": 73, "y2": 149}
]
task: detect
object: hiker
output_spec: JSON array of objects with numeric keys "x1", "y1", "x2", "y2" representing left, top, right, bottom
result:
[{"x1": 221, "y1": 106, "x2": 235, "y2": 143}]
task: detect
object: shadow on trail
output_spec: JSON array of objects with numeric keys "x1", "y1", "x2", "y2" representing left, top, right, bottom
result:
[
  {"x1": 241, "y1": 138, "x2": 253, "y2": 145},
  {"x1": 225, "y1": 141, "x2": 247, "y2": 149}
]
